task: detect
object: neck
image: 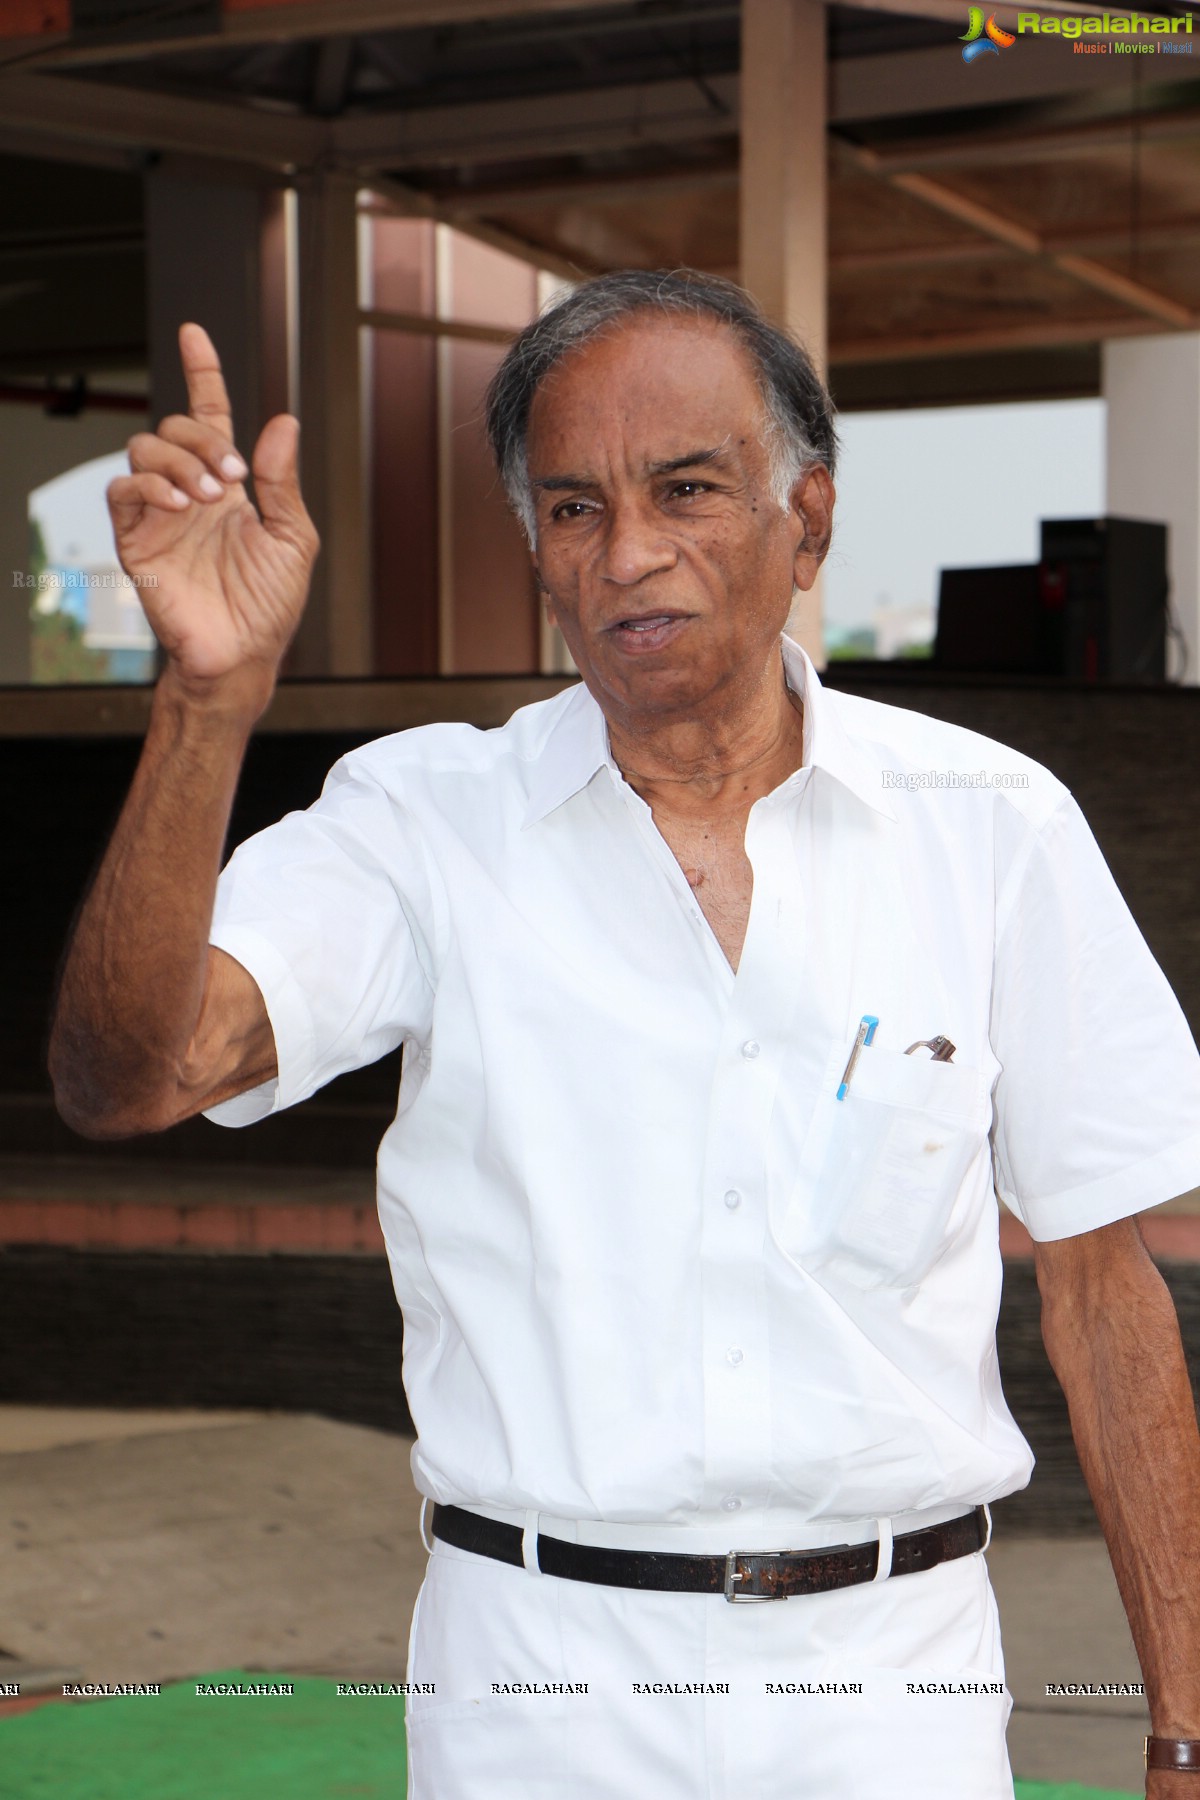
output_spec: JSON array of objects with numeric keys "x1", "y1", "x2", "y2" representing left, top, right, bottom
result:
[{"x1": 606, "y1": 650, "x2": 806, "y2": 821}]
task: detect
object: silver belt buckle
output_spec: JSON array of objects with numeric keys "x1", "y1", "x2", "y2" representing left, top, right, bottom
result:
[
  {"x1": 724, "y1": 1542, "x2": 854, "y2": 1602},
  {"x1": 724, "y1": 1548, "x2": 787, "y2": 1602}
]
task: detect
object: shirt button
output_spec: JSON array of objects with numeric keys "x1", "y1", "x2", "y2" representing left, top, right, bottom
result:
[
  {"x1": 722, "y1": 1496, "x2": 742, "y2": 1512},
  {"x1": 741, "y1": 1040, "x2": 760, "y2": 1060},
  {"x1": 725, "y1": 1347, "x2": 744, "y2": 1366},
  {"x1": 723, "y1": 1189, "x2": 742, "y2": 1210}
]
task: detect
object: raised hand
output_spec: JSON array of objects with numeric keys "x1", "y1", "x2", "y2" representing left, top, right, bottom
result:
[{"x1": 107, "y1": 322, "x2": 319, "y2": 700}]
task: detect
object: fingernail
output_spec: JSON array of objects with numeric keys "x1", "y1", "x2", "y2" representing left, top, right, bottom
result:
[
  {"x1": 221, "y1": 454, "x2": 247, "y2": 480},
  {"x1": 199, "y1": 473, "x2": 223, "y2": 499},
  {"x1": 169, "y1": 486, "x2": 190, "y2": 506}
]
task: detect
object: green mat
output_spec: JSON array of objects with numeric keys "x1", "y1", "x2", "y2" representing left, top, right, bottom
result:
[
  {"x1": 1016, "y1": 1790, "x2": 1138, "y2": 1800},
  {"x1": 0, "y1": 1671, "x2": 405, "y2": 1800},
  {"x1": 0, "y1": 1672, "x2": 1137, "y2": 1800}
]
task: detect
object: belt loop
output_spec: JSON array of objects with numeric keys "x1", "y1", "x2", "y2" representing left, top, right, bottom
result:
[
  {"x1": 419, "y1": 1497, "x2": 434, "y2": 1555},
  {"x1": 872, "y1": 1517, "x2": 894, "y2": 1583},
  {"x1": 521, "y1": 1509, "x2": 543, "y2": 1576},
  {"x1": 979, "y1": 1503, "x2": 993, "y2": 1552}
]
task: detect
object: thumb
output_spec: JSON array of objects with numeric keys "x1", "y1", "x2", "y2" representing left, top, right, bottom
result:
[{"x1": 252, "y1": 414, "x2": 312, "y2": 545}]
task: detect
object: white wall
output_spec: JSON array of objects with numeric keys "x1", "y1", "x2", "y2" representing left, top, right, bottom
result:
[{"x1": 1104, "y1": 333, "x2": 1200, "y2": 685}]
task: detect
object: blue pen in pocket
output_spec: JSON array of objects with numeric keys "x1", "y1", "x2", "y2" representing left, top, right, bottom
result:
[{"x1": 836, "y1": 1014, "x2": 879, "y2": 1101}]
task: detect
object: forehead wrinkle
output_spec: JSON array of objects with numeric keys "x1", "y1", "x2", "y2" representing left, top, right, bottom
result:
[
  {"x1": 530, "y1": 434, "x2": 743, "y2": 495},
  {"x1": 531, "y1": 473, "x2": 594, "y2": 493},
  {"x1": 646, "y1": 438, "x2": 737, "y2": 477}
]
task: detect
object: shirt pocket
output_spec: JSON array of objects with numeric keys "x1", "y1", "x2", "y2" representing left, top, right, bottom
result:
[{"x1": 785, "y1": 1042, "x2": 992, "y2": 1291}]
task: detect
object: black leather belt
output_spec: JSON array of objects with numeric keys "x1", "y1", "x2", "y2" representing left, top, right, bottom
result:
[{"x1": 430, "y1": 1503, "x2": 988, "y2": 1602}]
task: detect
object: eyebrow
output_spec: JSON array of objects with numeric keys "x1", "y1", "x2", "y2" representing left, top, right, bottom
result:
[
  {"x1": 531, "y1": 446, "x2": 731, "y2": 493},
  {"x1": 648, "y1": 446, "x2": 729, "y2": 476}
]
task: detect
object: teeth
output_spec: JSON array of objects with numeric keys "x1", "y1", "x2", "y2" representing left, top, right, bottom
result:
[{"x1": 622, "y1": 618, "x2": 671, "y2": 631}]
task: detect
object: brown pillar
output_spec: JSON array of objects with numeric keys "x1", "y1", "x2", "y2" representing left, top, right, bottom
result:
[
  {"x1": 740, "y1": 0, "x2": 828, "y2": 663},
  {"x1": 291, "y1": 172, "x2": 371, "y2": 676},
  {"x1": 146, "y1": 166, "x2": 268, "y2": 451}
]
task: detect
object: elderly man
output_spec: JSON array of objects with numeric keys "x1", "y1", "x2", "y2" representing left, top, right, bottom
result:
[{"x1": 51, "y1": 269, "x2": 1200, "y2": 1800}]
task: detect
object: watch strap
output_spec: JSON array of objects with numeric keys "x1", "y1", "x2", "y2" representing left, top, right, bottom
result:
[{"x1": 1146, "y1": 1737, "x2": 1200, "y2": 1771}]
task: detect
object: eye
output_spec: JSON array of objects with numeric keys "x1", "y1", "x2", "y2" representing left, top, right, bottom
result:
[
  {"x1": 667, "y1": 480, "x2": 710, "y2": 501},
  {"x1": 549, "y1": 499, "x2": 598, "y2": 521}
]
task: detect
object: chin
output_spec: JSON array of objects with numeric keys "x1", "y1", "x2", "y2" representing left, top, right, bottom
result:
[{"x1": 598, "y1": 659, "x2": 713, "y2": 713}]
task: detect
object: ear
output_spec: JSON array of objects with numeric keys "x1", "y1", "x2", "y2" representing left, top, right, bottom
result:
[
  {"x1": 532, "y1": 559, "x2": 559, "y2": 626},
  {"x1": 791, "y1": 465, "x2": 835, "y2": 594}
]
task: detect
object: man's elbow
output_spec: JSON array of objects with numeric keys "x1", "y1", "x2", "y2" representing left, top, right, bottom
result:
[
  {"x1": 1033, "y1": 1216, "x2": 1151, "y2": 1306},
  {"x1": 50, "y1": 1080, "x2": 177, "y2": 1142},
  {"x1": 47, "y1": 1026, "x2": 182, "y2": 1141},
  {"x1": 1034, "y1": 1215, "x2": 1177, "y2": 1369}
]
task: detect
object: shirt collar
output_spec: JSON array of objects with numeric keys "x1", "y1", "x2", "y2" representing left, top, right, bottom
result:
[
  {"x1": 523, "y1": 633, "x2": 896, "y2": 827},
  {"x1": 780, "y1": 635, "x2": 897, "y2": 822},
  {"x1": 522, "y1": 682, "x2": 614, "y2": 827}
]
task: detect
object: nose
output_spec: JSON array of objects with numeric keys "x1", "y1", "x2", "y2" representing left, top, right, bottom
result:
[{"x1": 598, "y1": 495, "x2": 678, "y2": 587}]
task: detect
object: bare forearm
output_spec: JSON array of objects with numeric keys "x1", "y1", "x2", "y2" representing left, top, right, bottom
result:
[
  {"x1": 49, "y1": 665, "x2": 270, "y2": 1136},
  {"x1": 1040, "y1": 1226, "x2": 1200, "y2": 1744}
]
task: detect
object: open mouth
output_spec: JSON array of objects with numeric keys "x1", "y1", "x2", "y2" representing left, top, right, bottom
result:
[{"x1": 607, "y1": 613, "x2": 690, "y2": 651}]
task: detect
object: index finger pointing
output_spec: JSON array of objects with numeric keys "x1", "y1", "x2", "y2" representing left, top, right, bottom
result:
[{"x1": 179, "y1": 321, "x2": 234, "y2": 442}]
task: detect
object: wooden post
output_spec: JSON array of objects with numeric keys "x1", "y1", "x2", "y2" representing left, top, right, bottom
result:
[
  {"x1": 144, "y1": 164, "x2": 282, "y2": 684},
  {"x1": 740, "y1": 0, "x2": 829, "y2": 663},
  {"x1": 146, "y1": 165, "x2": 267, "y2": 455},
  {"x1": 291, "y1": 172, "x2": 371, "y2": 676}
]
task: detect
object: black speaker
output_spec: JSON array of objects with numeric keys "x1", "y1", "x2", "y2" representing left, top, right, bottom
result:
[
  {"x1": 1039, "y1": 517, "x2": 1167, "y2": 682},
  {"x1": 935, "y1": 565, "x2": 1045, "y2": 675},
  {"x1": 935, "y1": 518, "x2": 1168, "y2": 681}
]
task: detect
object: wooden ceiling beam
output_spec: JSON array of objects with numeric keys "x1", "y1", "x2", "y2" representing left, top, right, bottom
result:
[
  {"x1": 0, "y1": 65, "x2": 739, "y2": 186},
  {"x1": 360, "y1": 305, "x2": 514, "y2": 345},
  {"x1": 0, "y1": 69, "x2": 323, "y2": 169},
  {"x1": 0, "y1": 123, "x2": 136, "y2": 173},
  {"x1": 832, "y1": 313, "x2": 1161, "y2": 365},
  {"x1": 1047, "y1": 219, "x2": 1200, "y2": 256},
  {"x1": 831, "y1": 0, "x2": 1114, "y2": 21},
  {"x1": 856, "y1": 106, "x2": 1200, "y2": 177},
  {"x1": 831, "y1": 31, "x2": 1200, "y2": 128},
  {"x1": 331, "y1": 73, "x2": 738, "y2": 169},
  {"x1": 361, "y1": 176, "x2": 594, "y2": 281},
  {"x1": 853, "y1": 150, "x2": 1196, "y2": 329},
  {"x1": 2, "y1": 0, "x2": 613, "y2": 71},
  {"x1": 5, "y1": 34, "x2": 1175, "y2": 194},
  {"x1": 832, "y1": 240, "x2": 1013, "y2": 272},
  {"x1": 888, "y1": 171, "x2": 1042, "y2": 255},
  {"x1": 831, "y1": 219, "x2": 1200, "y2": 273},
  {"x1": 448, "y1": 214, "x2": 599, "y2": 279},
  {"x1": 1054, "y1": 250, "x2": 1194, "y2": 324},
  {"x1": 430, "y1": 162, "x2": 740, "y2": 216}
]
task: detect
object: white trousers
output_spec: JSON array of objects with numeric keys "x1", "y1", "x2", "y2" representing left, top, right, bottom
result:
[{"x1": 405, "y1": 1536, "x2": 1015, "y2": 1800}]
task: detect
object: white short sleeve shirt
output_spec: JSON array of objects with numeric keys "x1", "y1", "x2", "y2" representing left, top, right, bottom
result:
[{"x1": 206, "y1": 637, "x2": 1200, "y2": 1530}]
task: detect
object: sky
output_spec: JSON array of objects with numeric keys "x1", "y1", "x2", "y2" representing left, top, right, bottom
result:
[{"x1": 823, "y1": 398, "x2": 1107, "y2": 644}]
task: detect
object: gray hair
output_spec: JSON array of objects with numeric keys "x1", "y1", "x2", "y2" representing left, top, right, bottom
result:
[{"x1": 485, "y1": 268, "x2": 838, "y2": 542}]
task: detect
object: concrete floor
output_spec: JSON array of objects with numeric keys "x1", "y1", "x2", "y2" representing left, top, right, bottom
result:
[
  {"x1": 987, "y1": 1534, "x2": 1147, "y2": 1795},
  {"x1": 0, "y1": 1411, "x2": 423, "y2": 1691},
  {"x1": 0, "y1": 1406, "x2": 1149, "y2": 1794}
]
